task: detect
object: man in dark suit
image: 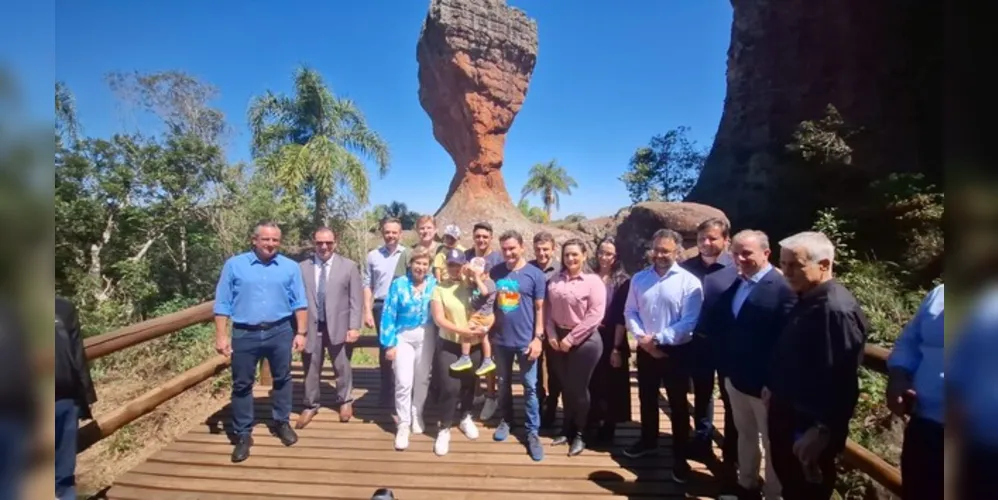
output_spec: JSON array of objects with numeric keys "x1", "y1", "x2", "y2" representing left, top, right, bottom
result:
[
  {"x1": 55, "y1": 297, "x2": 97, "y2": 500},
  {"x1": 296, "y1": 227, "x2": 364, "y2": 429},
  {"x1": 711, "y1": 230, "x2": 796, "y2": 499}
]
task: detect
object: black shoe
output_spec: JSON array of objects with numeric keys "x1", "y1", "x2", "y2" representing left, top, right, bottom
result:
[
  {"x1": 568, "y1": 434, "x2": 585, "y2": 456},
  {"x1": 671, "y1": 462, "x2": 691, "y2": 484},
  {"x1": 231, "y1": 435, "x2": 253, "y2": 463},
  {"x1": 622, "y1": 440, "x2": 658, "y2": 458},
  {"x1": 270, "y1": 421, "x2": 298, "y2": 446}
]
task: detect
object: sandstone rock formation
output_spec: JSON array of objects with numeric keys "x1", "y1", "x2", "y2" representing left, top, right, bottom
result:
[
  {"x1": 613, "y1": 202, "x2": 728, "y2": 273},
  {"x1": 416, "y1": 0, "x2": 538, "y2": 233},
  {"x1": 687, "y1": 0, "x2": 935, "y2": 236}
]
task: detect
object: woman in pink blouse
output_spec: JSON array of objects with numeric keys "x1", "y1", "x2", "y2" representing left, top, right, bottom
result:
[{"x1": 544, "y1": 238, "x2": 607, "y2": 456}]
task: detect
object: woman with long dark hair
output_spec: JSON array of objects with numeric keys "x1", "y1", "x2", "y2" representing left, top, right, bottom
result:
[
  {"x1": 544, "y1": 238, "x2": 607, "y2": 455},
  {"x1": 586, "y1": 236, "x2": 632, "y2": 443}
]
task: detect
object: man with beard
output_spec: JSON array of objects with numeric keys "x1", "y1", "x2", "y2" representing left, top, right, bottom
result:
[
  {"x1": 681, "y1": 218, "x2": 738, "y2": 464},
  {"x1": 214, "y1": 221, "x2": 308, "y2": 462},
  {"x1": 622, "y1": 229, "x2": 704, "y2": 484}
]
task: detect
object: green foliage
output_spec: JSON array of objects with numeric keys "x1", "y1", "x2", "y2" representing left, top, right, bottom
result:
[
  {"x1": 619, "y1": 126, "x2": 706, "y2": 203},
  {"x1": 786, "y1": 104, "x2": 855, "y2": 166},
  {"x1": 372, "y1": 201, "x2": 421, "y2": 230},
  {"x1": 520, "y1": 159, "x2": 577, "y2": 221},
  {"x1": 562, "y1": 213, "x2": 586, "y2": 223},
  {"x1": 517, "y1": 198, "x2": 548, "y2": 223},
  {"x1": 248, "y1": 65, "x2": 390, "y2": 227}
]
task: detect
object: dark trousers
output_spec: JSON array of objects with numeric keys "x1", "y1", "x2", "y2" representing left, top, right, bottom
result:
[
  {"x1": 962, "y1": 443, "x2": 998, "y2": 500},
  {"x1": 0, "y1": 417, "x2": 28, "y2": 500},
  {"x1": 768, "y1": 396, "x2": 843, "y2": 500},
  {"x1": 54, "y1": 399, "x2": 79, "y2": 500},
  {"x1": 690, "y1": 337, "x2": 716, "y2": 438},
  {"x1": 636, "y1": 343, "x2": 693, "y2": 470},
  {"x1": 435, "y1": 340, "x2": 482, "y2": 428},
  {"x1": 548, "y1": 331, "x2": 602, "y2": 435},
  {"x1": 372, "y1": 300, "x2": 395, "y2": 409},
  {"x1": 901, "y1": 417, "x2": 944, "y2": 500},
  {"x1": 230, "y1": 320, "x2": 293, "y2": 436}
]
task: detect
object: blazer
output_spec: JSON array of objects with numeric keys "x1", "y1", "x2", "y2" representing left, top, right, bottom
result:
[
  {"x1": 710, "y1": 267, "x2": 797, "y2": 398},
  {"x1": 299, "y1": 255, "x2": 363, "y2": 352},
  {"x1": 55, "y1": 297, "x2": 97, "y2": 420}
]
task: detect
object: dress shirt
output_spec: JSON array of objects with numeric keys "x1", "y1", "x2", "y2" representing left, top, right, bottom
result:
[
  {"x1": 624, "y1": 264, "x2": 704, "y2": 346},
  {"x1": 528, "y1": 259, "x2": 561, "y2": 281},
  {"x1": 364, "y1": 245, "x2": 406, "y2": 300},
  {"x1": 313, "y1": 255, "x2": 331, "y2": 289},
  {"x1": 732, "y1": 264, "x2": 773, "y2": 317},
  {"x1": 948, "y1": 285, "x2": 998, "y2": 446},
  {"x1": 887, "y1": 284, "x2": 945, "y2": 423},
  {"x1": 213, "y1": 251, "x2": 308, "y2": 325},
  {"x1": 379, "y1": 274, "x2": 437, "y2": 348},
  {"x1": 545, "y1": 271, "x2": 607, "y2": 345}
]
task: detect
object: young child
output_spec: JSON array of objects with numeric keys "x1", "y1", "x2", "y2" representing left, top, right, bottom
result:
[
  {"x1": 450, "y1": 257, "x2": 496, "y2": 375},
  {"x1": 433, "y1": 224, "x2": 464, "y2": 280}
]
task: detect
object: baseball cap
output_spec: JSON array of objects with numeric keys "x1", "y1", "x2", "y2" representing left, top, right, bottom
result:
[
  {"x1": 445, "y1": 247, "x2": 467, "y2": 265},
  {"x1": 444, "y1": 224, "x2": 461, "y2": 239}
]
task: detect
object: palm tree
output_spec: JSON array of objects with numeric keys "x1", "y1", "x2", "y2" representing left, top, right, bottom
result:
[
  {"x1": 520, "y1": 159, "x2": 578, "y2": 222},
  {"x1": 248, "y1": 66, "x2": 390, "y2": 227}
]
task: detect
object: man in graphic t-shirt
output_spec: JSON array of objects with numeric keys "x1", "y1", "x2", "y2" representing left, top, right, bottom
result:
[{"x1": 488, "y1": 230, "x2": 547, "y2": 462}]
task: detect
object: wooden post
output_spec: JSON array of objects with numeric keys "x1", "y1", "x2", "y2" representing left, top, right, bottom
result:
[{"x1": 259, "y1": 358, "x2": 273, "y2": 387}]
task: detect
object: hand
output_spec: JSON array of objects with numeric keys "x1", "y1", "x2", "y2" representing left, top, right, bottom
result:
[
  {"x1": 636, "y1": 334, "x2": 655, "y2": 347},
  {"x1": 292, "y1": 334, "x2": 306, "y2": 353},
  {"x1": 364, "y1": 312, "x2": 375, "y2": 329},
  {"x1": 385, "y1": 347, "x2": 397, "y2": 362},
  {"x1": 886, "y1": 376, "x2": 916, "y2": 418},
  {"x1": 559, "y1": 338, "x2": 573, "y2": 352},
  {"x1": 609, "y1": 349, "x2": 623, "y2": 368},
  {"x1": 526, "y1": 337, "x2": 543, "y2": 360},
  {"x1": 547, "y1": 335, "x2": 560, "y2": 352},
  {"x1": 215, "y1": 337, "x2": 232, "y2": 357},
  {"x1": 793, "y1": 425, "x2": 831, "y2": 464},
  {"x1": 761, "y1": 386, "x2": 772, "y2": 409},
  {"x1": 345, "y1": 329, "x2": 360, "y2": 343}
]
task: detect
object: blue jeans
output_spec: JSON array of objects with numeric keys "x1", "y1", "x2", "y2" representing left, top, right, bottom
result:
[
  {"x1": 231, "y1": 321, "x2": 293, "y2": 436},
  {"x1": 0, "y1": 417, "x2": 28, "y2": 500},
  {"x1": 54, "y1": 399, "x2": 79, "y2": 500},
  {"x1": 495, "y1": 344, "x2": 540, "y2": 435}
]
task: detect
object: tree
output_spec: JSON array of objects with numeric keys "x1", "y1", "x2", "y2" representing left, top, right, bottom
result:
[
  {"x1": 248, "y1": 65, "x2": 390, "y2": 228},
  {"x1": 372, "y1": 201, "x2": 420, "y2": 230},
  {"x1": 517, "y1": 199, "x2": 547, "y2": 223},
  {"x1": 619, "y1": 126, "x2": 706, "y2": 203},
  {"x1": 520, "y1": 159, "x2": 577, "y2": 221}
]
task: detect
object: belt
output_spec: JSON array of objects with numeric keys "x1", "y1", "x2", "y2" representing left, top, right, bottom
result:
[{"x1": 232, "y1": 316, "x2": 291, "y2": 331}]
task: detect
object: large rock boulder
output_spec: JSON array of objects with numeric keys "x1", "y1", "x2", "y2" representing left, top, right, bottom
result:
[
  {"x1": 416, "y1": 0, "x2": 538, "y2": 232},
  {"x1": 614, "y1": 202, "x2": 728, "y2": 273}
]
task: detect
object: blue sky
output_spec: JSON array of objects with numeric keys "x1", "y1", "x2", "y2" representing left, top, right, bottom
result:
[{"x1": 46, "y1": 0, "x2": 731, "y2": 218}]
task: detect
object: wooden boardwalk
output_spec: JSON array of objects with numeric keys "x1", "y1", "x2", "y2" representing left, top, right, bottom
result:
[{"x1": 107, "y1": 365, "x2": 733, "y2": 499}]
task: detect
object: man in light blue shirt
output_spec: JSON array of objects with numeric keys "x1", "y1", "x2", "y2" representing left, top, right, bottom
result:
[
  {"x1": 622, "y1": 228, "x2": 704, "y2": 484},
  {"x1": 886, "y1": 283, "x2": 944, "y2": 500},
  {"x1": 363, "y1": 217, "x2": 406, "y2": 408},
  {"x1": 213, "y1": 221, "x2": 308, "y2": 463}
]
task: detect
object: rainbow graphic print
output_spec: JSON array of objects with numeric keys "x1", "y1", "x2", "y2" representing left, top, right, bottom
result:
[{"x1": 495, "y1": 277, "x2": 521, "y2": 313}]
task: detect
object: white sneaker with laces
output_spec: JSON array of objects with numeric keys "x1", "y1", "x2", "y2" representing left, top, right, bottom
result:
[
  {"x1": 394, "y1": 427, "x2": 410, "y2": 451},
  {"x1": 480, "y1": 397, "x2": 498, "y2": 421},
  {"x1": 459, "y1": 415, "x2": 480, "y2": 440},
  {"x1": 434, "y1": 428, "x2": 451, "y2": 456}
]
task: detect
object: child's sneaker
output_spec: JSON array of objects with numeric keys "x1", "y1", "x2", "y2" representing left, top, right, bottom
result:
[
  {"x1": 450, "y1": 354, "x2": 473, "y2": 371},
  {"x1": 474, "y1": 357, "x2": 496, "y2": 376}
]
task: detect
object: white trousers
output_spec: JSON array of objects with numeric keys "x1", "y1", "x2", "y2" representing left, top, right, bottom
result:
[
  {"x1": 392, "y1": 324, "x2": 436, "y2": 427},
  {"x1": 725, "y1": 378, "x2": 782, "y2": 499}
]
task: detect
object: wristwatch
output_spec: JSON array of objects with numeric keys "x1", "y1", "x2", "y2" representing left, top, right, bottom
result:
[
  {"x1": 296, "y1": 331, "x2": 307, "y2": 337},
  {"x1": 534, "y1": 333, "x2": 545, "y2": 341}
]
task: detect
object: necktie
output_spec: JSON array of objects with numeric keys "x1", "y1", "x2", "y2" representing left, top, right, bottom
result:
[{"x1": 317, "y1": 262, "x2": 328, "y2": 323}]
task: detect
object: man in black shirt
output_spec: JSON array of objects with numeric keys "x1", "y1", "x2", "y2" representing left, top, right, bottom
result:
[
  {"x1": 680, "y1": 218, "x2": 738, "y2": 464},
  {"x1": 765, "y1": 231, "x2": 869, "y2": 500},
  {"x1": 55, "y1": 297, "x2": 97, "y2": 500}
]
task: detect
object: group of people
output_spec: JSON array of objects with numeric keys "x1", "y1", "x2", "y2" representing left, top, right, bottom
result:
[{"x1": 202, "y1": 214, "x2": 951, "y2": 500}]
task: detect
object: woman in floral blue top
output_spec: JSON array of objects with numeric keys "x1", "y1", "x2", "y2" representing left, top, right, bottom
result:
[{"x1": 379, "y1": 246, "x2": 438, "y2": 451}]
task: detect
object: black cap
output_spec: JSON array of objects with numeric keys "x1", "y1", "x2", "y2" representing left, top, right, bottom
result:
[{"x1": 445, "y1": 248, "x2": 467, "y2": 265}]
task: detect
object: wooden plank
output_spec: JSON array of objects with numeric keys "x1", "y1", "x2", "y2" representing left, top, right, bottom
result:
[{"x1": 84, "y1": 302, "x2": 216, "y2": 360}]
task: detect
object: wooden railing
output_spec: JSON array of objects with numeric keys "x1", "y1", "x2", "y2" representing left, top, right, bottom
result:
[{"x1": 72, "y1": 301, "x2": 901, "y2": 495}]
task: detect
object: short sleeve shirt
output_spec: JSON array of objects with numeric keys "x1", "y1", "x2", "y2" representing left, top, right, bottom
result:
[
  {"x1": 433, "y1": 244, "x2": 466, "y2": 274},
  {"x1": 471, "y1": 278, "x2": 497, "y2": 317},
  {"x1": 489, "y1": 262, "x2": 547, "y2": 349},
  {"x1": 432, "y1": 279, "x2": 480, "y2": 346}
]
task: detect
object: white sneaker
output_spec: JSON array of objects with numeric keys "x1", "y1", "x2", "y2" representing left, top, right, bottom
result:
[
  {"x1": 411, "y1": 415, "x2": 424, "y2": 435},
  {"x1": 480, "y1": 397, "x2": 498, "y2": 421},
  {"x1": 434, "y1": 428, "x2": 451, "y2": 456},
  {"x1": 459, "y1": 415, "x2": 480, "y2": 440},
  {"x1": 394, "y1": 427, "x2": 410, "y2": 451}
]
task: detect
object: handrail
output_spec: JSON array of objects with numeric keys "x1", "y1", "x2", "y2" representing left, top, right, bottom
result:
[{"x1": 71, "y1": 300, "x2": 903, "y2": 496}]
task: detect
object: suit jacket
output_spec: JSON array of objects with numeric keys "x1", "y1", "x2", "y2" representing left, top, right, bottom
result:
[
  {"x1": 299, "y1": 255, "x2": 363, "y2": 352},
  {"x1": 711, "y1": 267, "x2": 797, "y2": 398},
  {"x1": 55, "y1": 297, "x2": 97, "y2": 420}
]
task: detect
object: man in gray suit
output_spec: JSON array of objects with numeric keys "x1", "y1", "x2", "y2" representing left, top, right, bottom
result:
[{"x1": 296, "y1": 227, "x2": 363, "y2": 429}]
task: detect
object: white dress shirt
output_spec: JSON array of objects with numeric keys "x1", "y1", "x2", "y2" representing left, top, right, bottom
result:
[{"x1": 624, "y1": 263, "x2": 704, "y2": 346}]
